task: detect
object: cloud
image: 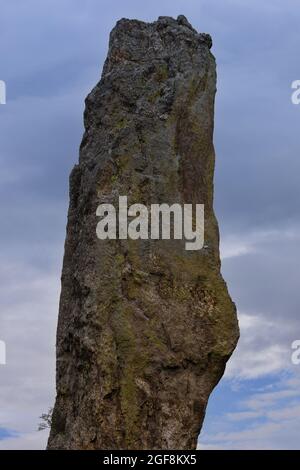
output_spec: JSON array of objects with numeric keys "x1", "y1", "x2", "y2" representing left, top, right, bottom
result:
[
  {"x1": 0, "y1": 262, "x2": 58, "y2": 446},
  {"x1": 220, "y1": 227, "x2": 300, "y2": 260},
  {"x1": 199, "y1": 374, "x2": 300, "y2": 449},
  {"x1": 225, "y1": 312, "x2": 292, "y2": 380},
  {"x1": 199, "y1": 308, "x2": 300, "y2": 448},
  {"x1": 0, "y1": 431, "x2": 48, "y2": 450}
]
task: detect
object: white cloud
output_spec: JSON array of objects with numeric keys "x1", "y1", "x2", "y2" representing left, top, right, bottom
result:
[
  {"x1": 226, "y1": 410, "x2": 262, "y2": 422},
  {"x1": 0, "y1": 430, "x2": 49, "y2": 450},
  {"x1": 200, "y1": 374, "x2": 300, "y2": 449},
  {"x1": 220, "y1": 227, "x2": 300, "y2": 260},
  {"x1": 225, "y1": 312, "x2": 292, "y2": 380},
  {"x1": 0, "y1": 262, "x2": 58, "y2": 448}
]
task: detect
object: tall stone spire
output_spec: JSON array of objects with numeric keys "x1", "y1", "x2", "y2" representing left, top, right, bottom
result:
[{"x1": 48, "y1": 15, "x2": 239, "y2": 450}]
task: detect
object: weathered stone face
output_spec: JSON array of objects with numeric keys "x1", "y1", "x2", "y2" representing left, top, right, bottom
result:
[{"x1": 48, "y1": 15, "x2": 239, "y2": 450}]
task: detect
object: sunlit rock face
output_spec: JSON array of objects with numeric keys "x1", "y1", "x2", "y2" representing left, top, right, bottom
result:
[{"x1": 48, "y1": 15, "x2": 239, "y2": 450}]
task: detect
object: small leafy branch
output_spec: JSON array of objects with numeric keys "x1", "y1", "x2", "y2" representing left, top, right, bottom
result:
[{"x1": 38, "y1": 407, "x2": 53, "y2": 431}]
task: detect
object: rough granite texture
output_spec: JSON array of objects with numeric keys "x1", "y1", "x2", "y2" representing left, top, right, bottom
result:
[{"x1": 48, "y1": 15, "x2": 239, "y2": 450}]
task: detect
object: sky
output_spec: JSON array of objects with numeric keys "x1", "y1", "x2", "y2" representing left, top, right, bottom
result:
[{"x1": 0, "y1": 0, "x2": 300, "y2": 449}]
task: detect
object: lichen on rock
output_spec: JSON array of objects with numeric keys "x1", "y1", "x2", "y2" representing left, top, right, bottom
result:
[{"x1": 48, "y1": 15, "x2": 239, "y2": 450}]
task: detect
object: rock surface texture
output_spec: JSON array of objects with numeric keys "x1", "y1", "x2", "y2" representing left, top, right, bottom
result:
[{"x1": 48, "y1": 15, "x2": 239, "y2": 450}]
